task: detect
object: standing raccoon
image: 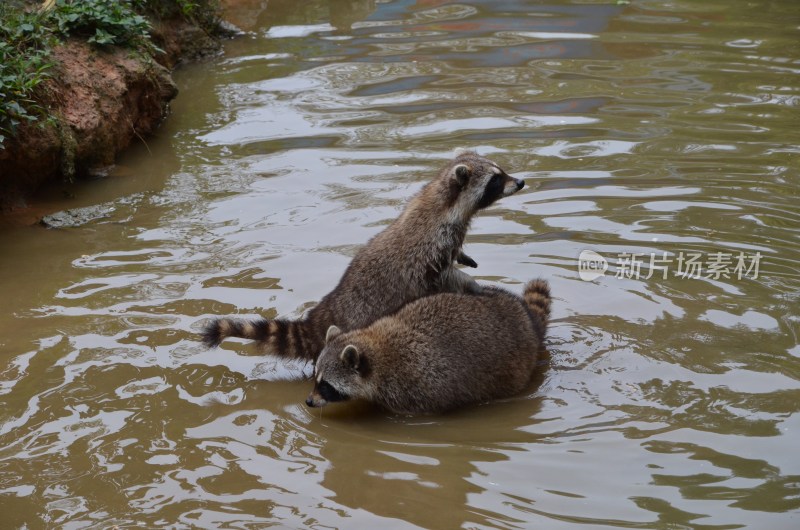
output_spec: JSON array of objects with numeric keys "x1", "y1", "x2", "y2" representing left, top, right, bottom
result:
[
  {"x1": 306, "y1": 279, "x2": 551, "y2": 415},
  {"x1": 202, "y1": 150, "x2": 525, "y2": 361}
]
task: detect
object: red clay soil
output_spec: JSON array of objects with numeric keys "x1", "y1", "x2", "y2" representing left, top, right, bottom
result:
[
  {"x1": 0, "y1": 41, "x2": 177, "y2": 211},
  {"x1": 0, "y1": 10, "x2": 228, "y2": 213}
]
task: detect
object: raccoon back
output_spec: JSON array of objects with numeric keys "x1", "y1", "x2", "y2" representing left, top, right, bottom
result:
[{"x1": 368, "y1": 284, "x2": 550, "y2": 414}]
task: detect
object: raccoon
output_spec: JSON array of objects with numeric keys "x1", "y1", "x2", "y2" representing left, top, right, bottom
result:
[
  {"x1": 306, "y1": 279, "x2": 551, "y2": 415},
  {"x1": 202, "y1": 150, "x2": 525, "y2": 361}
]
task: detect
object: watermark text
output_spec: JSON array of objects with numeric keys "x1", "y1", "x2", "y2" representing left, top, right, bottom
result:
[{"x1": 578, "y1": 250, "x2": 761, "y2": 281}]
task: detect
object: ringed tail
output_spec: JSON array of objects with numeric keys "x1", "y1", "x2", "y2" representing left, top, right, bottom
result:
[
  {"x1": 523, "y1": 279, "x2": 552, "y2": 337},
  {"x1": 201, "y1": 317, "x2": 319, "y2": 360}
]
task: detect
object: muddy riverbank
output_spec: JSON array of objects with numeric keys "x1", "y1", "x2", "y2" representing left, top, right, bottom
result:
[{"x1": 0, "y1": 4, "x2": 230, "y2": 213}]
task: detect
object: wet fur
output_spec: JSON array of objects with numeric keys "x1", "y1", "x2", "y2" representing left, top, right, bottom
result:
[
  {"x1": 308, "y1": 280, "x2": 551, "y2": 415},
  {"x1": 202, "y1": 150, "x2": 525, "y2": 361}
]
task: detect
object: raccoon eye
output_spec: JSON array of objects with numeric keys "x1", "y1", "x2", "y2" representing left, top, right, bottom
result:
[
  {"x1": 477, "y1": 172, "x2": 507, "y2": 209},
  {"x1": 318, "y1": 380, "x2": 348, "y2": 402}
]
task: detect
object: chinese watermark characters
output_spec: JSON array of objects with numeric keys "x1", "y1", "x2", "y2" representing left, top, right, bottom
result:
[{"x1": 578, "y1": 250, "x2": 762, "y2": 281}]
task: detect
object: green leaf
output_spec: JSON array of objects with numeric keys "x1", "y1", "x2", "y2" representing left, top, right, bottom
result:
[{"x1": 7, "y1": 101, "x2": 24, "y2": 114}]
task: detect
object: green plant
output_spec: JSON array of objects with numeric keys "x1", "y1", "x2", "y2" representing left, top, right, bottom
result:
[
  {"x1": 50, "y1": 0, "x2": 152, "y2": 47},
  {"x1": 0, "y1": 0, "x2": 220, "y2": 149},
  {"x1": 0, "y1": 5, "x2": 54, "y2": 148}
]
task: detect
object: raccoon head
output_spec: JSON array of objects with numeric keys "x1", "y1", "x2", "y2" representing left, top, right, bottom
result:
[
  {"x1": 306, "y1": 326, "x2": 370, "y2": 409},
  {"x1": 445, "y1": 150, "x2": 525, "y2": 221}
]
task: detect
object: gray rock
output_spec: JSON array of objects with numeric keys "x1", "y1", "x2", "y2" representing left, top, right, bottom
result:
[{"x1": 40, "y1": 204, "x2": 115, "y2": 228}]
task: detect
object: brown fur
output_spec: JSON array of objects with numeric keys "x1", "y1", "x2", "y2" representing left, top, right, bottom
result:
[
  {"x1": 201, "y1": 150, "x2": 525, "y2": 361},
  {"x1": 307, "y1": 279, "x2": 551, "y2": 415}
]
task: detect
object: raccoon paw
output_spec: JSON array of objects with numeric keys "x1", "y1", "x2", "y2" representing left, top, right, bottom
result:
[
  {"x1": 457, "y1": 252, "x2": 478, "y2": 268},
  {"x1": 459, "y1": 256, "x2": 478, "y2": 268}
]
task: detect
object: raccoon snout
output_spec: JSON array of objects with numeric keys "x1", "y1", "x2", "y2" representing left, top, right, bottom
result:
[
  {"x1": 502, "y1": 178, "x2": 525, "y2": 197},
  {"x1": 306, "y1": 394, "x2": 325, "y2": 408}
]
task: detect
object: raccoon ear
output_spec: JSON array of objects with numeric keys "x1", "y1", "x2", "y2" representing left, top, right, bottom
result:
[
  {"x1": 453, "y1": 147, "x2": 470, "y2": 157},
  {"x1": 326, "y1": 325, "x2": 342, "y2": 343},
  {"x1": 340, "y1": 344, "x2": 360, "y2": 370},
  {"x1": 453, "y1": 164, "x2": 470, "y2": 188}
]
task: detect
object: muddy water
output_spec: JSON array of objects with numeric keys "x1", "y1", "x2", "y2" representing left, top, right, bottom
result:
[{"x1": 2, "y1": 0, "x2": 800, "y2": 527}]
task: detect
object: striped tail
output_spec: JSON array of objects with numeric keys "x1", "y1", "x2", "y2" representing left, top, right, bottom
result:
[
  {"x1": 201, "y1": 317, "x2": 321, "y2": 360},
  {"x1": 523, "y1": 279, "x2": 552, "y2": 338}
]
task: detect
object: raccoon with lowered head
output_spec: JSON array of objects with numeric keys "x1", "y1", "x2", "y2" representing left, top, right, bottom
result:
[
  {"x1": 306, "y1": 279, "x2": 551, "y2": 415},
  {"x1": 202, "y1": 150, "x2": 525, "y2": 361}
]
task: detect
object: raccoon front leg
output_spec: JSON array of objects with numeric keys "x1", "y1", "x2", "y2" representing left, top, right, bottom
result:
[
  {"x1": 443, "y1": 267, "x2": 482, "y2": 295},
  {"x1": 456, "y1": 250, "x2": 478, "y2": 268}
]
